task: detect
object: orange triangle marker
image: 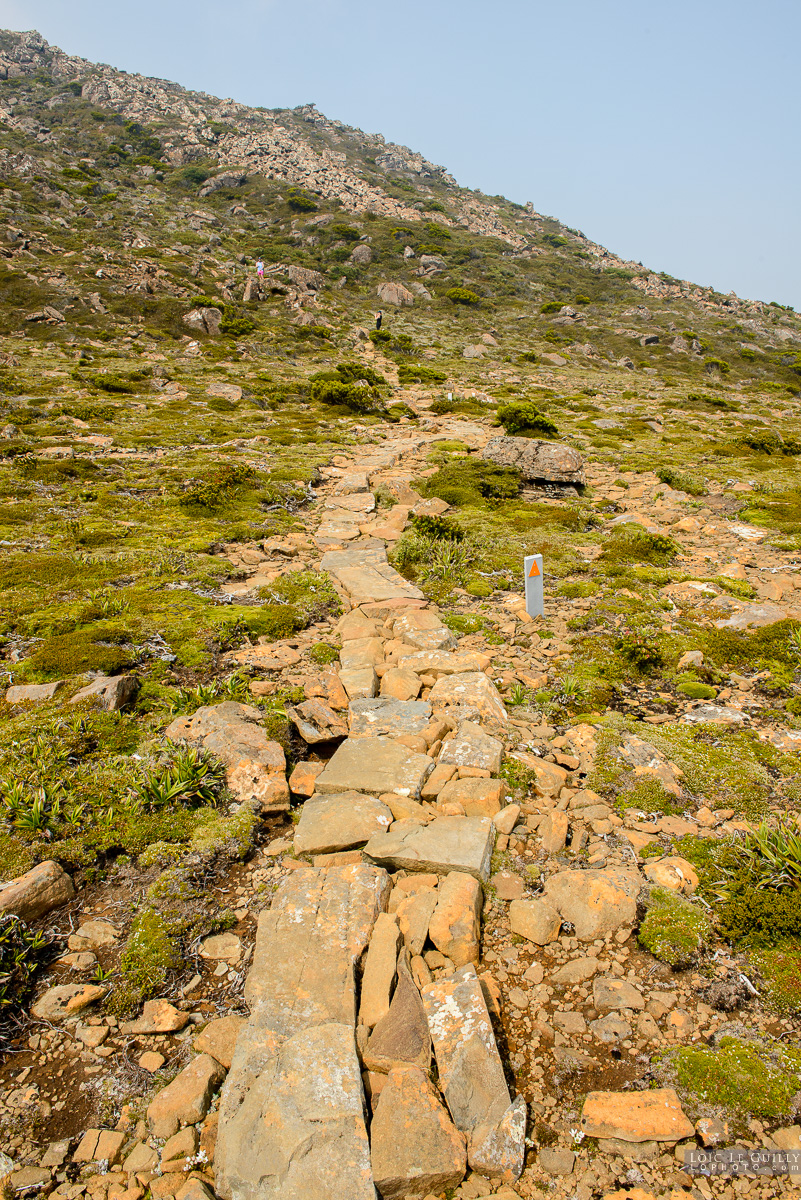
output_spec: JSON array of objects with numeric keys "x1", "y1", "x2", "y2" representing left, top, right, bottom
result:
[{"x1": 528, "y1": 561, "x2": 540, "y2": 577}]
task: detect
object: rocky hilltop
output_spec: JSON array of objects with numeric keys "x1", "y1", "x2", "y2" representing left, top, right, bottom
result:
[{"x1": 0, "y1": 25, "x2": 800, "y2": 1200}]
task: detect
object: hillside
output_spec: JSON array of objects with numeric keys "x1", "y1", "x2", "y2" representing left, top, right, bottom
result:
[{"x1": 1, "y1": 26, "x2": 801, "y2": 1200}]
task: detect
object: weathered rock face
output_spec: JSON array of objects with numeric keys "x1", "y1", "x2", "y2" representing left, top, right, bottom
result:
[
  {"x1": 428, "y1": 872, "x2": 482, "y2": 966},
  {"x1": 0, "y1": 860, "x2": 75, "y2": 921},
  {"x1": 421, "y1": 965, "x2": 525, "y2": 1181},
  {"x1": 31, "y1": 983, "x2": 106, "y2": 1022},
  {"x1": 148, "y1": 1053, "x2": 226, "y2": 1138},
  {"x1": 165, "y1": 702, "x2": 288, "y2": 812},
  {"x1": 364, "y1": 816, "x2": 495, "y2": 881},
  {"x1": 183, "y1": 306, "x2": 222, "y2": 335},
  {"x1": 287, "y1": 699, "x2": 348, "y2": 743},
  {"x1": 217, "y1": 1022, "x2": 374, "y2": 1200},
  {"x1": 314, "y1": 736, "x2": 433, "y2": 799},
  {"x1": 482, "y1": 436, "x2": 586, "y2": 485},
  {"x1": 359, "y1": 912, "x2": 401, "y2": 1029},
  {"x1": 216, "y1": 865, "x2": 390, "y2": 1200},
  {"x1": 438, "y1": 722, "x2": 503, "y2": 774},
  {"x1": 69, "y1": 674, "x2": 139, "y2": 711},
  {"x1": 540, "y1": 866, "x2": 641, "y2": 940},
  {"x1": 428, "y1": 673, "x2": 508, "y2": 725},
  {"x1": 377, "y1": 281, "x2": 415, "y2": 307},
  {"x1": 293, "y1": 791, "x2": 393, "y2": 855},
  {"x1": 370, "y1": 1065, "x2": 466, "y2": 1200},
  {"x1": 348, "y1": 698, "x2": 432, "y2": 739},
  {"x1": 5, "y1": 681, "x2": 64, "y2": 704}
]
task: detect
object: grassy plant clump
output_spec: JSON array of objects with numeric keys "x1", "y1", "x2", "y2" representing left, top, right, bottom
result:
[
  {"x1": 670, "y1": 1037, "x2": 801, "y2": 1121},
  {"x1": 309, "y1": 378, "x2": 378, "y2": 415},
  {"x1": 616, "y1": 778, "x2": 682, "y2": 816},
  {"x1": 139, "y1": 747, "x2": 226, "y2": 811},
  {"x1": 110, "y1": 905, "x2": 181, "y2": 1015},
  {"x1": 638, "y1": 887, "x2": 711, "y2": 967},
  {"x1": 179, "y1": 462, "x2": 257, "y2": 509},
  {"x1": 397, "y1": 364, "x2": 447, "y2": 385},
  {"x1": 497, "y1": 401, "x2": 558, "y2": 438},
  {"x1": 0, "y1": 915, "x2": 48, "y2": 1018},
  {"x1": 601, "y1": 526, "x2": 679, "y2": 568}
]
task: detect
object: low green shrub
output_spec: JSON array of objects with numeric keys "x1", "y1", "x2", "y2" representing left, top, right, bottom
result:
[
  {"x1": 309, "y1": 642, "x2": 339, "y2": 665},
  {"x1": 26, "y1": 624, "x2": 135, "y2": 679},
  {"x1": 540, "y1": 301, "x2": 563, "y2": 314},
  {"x1": 309, "y1": 378, "x2": 377, "y2": 414},
  {"x1": 410, "y1": 514, "x2": 464, "y2": 541},
  {"x1": 497, "y1": 401, "x2": 558, "y2": 438},
  {"x1": 601, "y1": 526, "x2": 678, "y2": 567},
  {"x1": 397, "y1": 364, "x2": 447, "y2": 385},
  {"x1": 417, "y1": 459, "x2": 521, "y2": 507},
  {"x1": 445, "y1": 287, "x2": 480, "y2": 305},
  {"x1": 287, "y1": 187, "x2": 317, "y2": 212}
]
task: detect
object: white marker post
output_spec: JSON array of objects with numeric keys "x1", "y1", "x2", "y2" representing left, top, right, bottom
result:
[{"x1": 524, "y1": 553, "x2": 544, "y2": 619}]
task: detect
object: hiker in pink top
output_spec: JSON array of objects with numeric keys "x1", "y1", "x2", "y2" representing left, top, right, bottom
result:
[{"x1": 256, "y1": 258, "x2": 264, "y2": 278}]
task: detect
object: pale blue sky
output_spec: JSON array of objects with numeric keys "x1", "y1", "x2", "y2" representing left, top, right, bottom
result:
[{"x1": 2, "y1": 0, "x2": 799, "y2": 308}]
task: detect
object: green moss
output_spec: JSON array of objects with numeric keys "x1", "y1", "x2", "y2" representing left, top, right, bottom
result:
[
  {"x1": 109, "y1": 906, "x2": 182, "y2": 1016},
  {"x1": 309, "y1": 642, "x2": 339, "y2": 665},
  {"x1": 601, "y1": 526, "x2": 678, "y2": 567},
  {"x1": 24, "y1": 624, "x2": 135, "y2": 680},
  {"x1": 750, "y1": 942, "x2": 801, "y2": 1014},
  {"x1": 677, "y1": 681, "x2": 717, "y2": 699},
  {"x1": 465, "y1": 579, "x2": 493, "y2": 598},
  {"x1": 260, "y1": 570, "x2": 341, "y2": 625},
  {"x1": 637, "y1": 887, "x2": 711, "y2": 967},
  {"x1": 617, "y1": 778, "x2": 681, "y2": 816},
  {"x1": 672, "y1": 1037, "x2": 801, "y2": 1120},
  {"x1": 189, "y1": 805, "x2": 258, "y2": 861}
]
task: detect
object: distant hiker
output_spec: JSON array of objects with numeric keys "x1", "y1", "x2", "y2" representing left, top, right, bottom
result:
[
  {"x1": 375, "y1": 310, "x2": 383, "y2": 330},
  {"x1": 256, "y1": 258, "x2": 264, "y2": 278}
]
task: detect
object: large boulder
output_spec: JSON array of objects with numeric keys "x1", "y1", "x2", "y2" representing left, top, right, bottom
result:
[
  {"x1": 482, "y1": 437, "x2": 585, "y2": 485},
  {"x1": 182, "y1": 307, "x2": 222, "y2": 336},
  {"x1": 377, "y1": 282, "x2": 415, "y2": 307},
  {"x1": 0, "y1": 860, "x2": 75, "y2": 921}
]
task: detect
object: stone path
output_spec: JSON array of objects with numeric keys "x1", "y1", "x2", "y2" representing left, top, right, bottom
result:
[{"x1": 215, "y1": 439, "x2": 531, "y2": 1198}]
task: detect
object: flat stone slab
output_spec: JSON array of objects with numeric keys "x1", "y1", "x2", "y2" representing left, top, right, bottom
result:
[
  {"x1": 439, "y1": 721, "x2": 503, "y2": 774},
  {"x1": 422, "y1": 965, "x2": 526, "y2": 1180},
  {"x1": 0, "y1": 860, "x2": 75, "y2": 922},
  {"x1": 216, "y1": 1022, "x2": 374, "y2": 1200},
  {"x1": 293, "y1": 792, "x2": 393, "y2": 856},
  {"x1": 216, "y1": 865, "x2": 390, "y2": 1200},
  {"x1": 314, "y1": 736, "x2": 433, "y2": 798},
  {"x1": 580, "y1": 1088, "x2": 694, "y2": 1143},
  {"x1": 370, "y1": 1065, "x2": 466, "y2": 1199},
  {"x1": 321, "y1": 545, "x2": 425, "y2": 605},
  {"x1": 396, "y1": 649, "x2": 490, "y2": 675},
  {"x1": 429, "y1": 673, "x2": 508, "y2": 725},
  {"x1": 348, "y1": 698, "x2": 432, "y2": 738},
  {"x1": 364, "y1": 815, "x2": 495, "y2": 881}
]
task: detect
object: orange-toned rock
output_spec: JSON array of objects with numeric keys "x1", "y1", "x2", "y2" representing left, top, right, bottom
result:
[
  {"x1": 580, "y1": 1088, "x2": 693, "y2": 1142},
  {"x1": 437, "y1": 777, "x2": 507, "y2": 818},
  {"x1": 428, "y1": 872, "x2": 482, "y2": 966},
  {"x1": 370, "y1": 1065, "x2": 466, "y2": 1199},
  {"x1": 287, "y1": 761, "x2": 324, "y2": 797}
]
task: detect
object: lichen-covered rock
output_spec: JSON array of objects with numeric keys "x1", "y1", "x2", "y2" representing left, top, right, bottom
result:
[
  {"x1": 370, "y1": 1065, "x2": 466, "y2": 1199},
  {"x1": 482, "y1": 436, "x2": 585, "y2": 484}
]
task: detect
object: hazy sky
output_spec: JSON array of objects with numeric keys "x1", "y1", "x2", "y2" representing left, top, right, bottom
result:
[{"x1": 2, "y1": 0, "x2": 799, "y2": 308}]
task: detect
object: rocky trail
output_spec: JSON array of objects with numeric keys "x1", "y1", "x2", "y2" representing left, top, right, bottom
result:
[{"x1": 2, "y1": 417, "x2": 801, "y2": 1200}]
